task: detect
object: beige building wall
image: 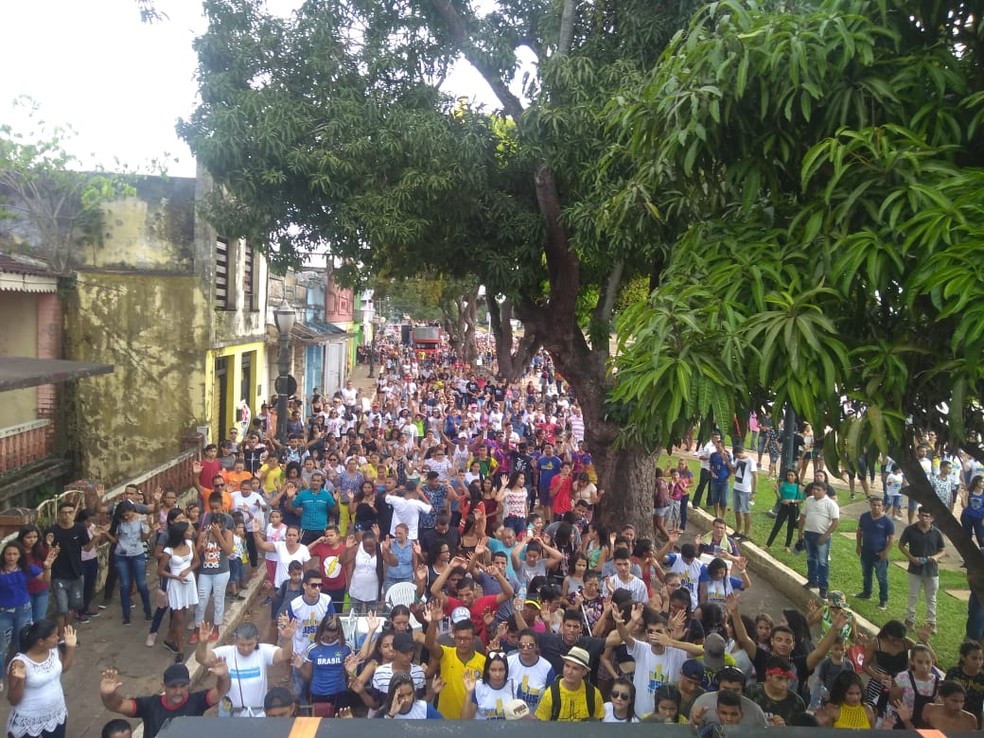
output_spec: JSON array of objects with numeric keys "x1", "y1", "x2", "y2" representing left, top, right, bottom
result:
[{"x1": 0, "y1": 293, "x2": 39, "y2": 427}]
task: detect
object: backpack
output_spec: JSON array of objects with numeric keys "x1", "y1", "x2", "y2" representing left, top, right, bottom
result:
[{"x1": 548, "y1": 677, "x2": 598, "y2": 721}]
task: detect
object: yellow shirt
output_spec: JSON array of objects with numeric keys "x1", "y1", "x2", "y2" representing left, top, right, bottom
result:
[
  {"x1": 260, "y1": 464, "x2": 284, "y2": 495},
  {"x1": 534, "y1": 680, "x2": 604, "y2": 722},
  {"x1": 436, "y1": 645, "x2": 486, "y2": 719}
]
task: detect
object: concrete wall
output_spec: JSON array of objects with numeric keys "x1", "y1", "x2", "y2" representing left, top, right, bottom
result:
[
  {"x1": 0, "y1": 293, "x2": 39, "y2": 426},
  {"x1": 66, "y1": 273, "x2": 209, "y2": 482}
]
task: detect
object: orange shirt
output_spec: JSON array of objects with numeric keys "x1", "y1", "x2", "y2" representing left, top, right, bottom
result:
[{"x1": 222, "y1": 469, "x2": 253, "y2": 493}]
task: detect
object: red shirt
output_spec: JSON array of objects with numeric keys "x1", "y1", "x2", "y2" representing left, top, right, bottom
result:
[
  {"x1": 550, "y1": 474, "x2": 574, "y2": 514},
  {"x1": 198, "y1": 458, "x2": 222, "y2": 491},
  {"x1": 445, "y1": 594, "x2": 500, "y2": 640},
  {"x1": 308, "y1": 542, "x2": 347, "y2": 590}
]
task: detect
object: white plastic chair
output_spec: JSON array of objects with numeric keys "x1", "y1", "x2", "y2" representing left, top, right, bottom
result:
[{"x1": 384, "y1": 581, "x2": 417, "y2": 611}]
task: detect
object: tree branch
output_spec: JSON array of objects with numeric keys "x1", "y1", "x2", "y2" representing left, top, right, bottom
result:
[
  {"x1": 427, "y1": 0, "x2": 525, "y2": 121},
  {"x1": 593, "y1": 258, "x2": 624, "y2": 326}
]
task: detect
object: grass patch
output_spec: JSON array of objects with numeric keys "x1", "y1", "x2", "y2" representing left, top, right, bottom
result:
[{"x1": 676, "y1": 458, "x2": 967, "y2": 667}]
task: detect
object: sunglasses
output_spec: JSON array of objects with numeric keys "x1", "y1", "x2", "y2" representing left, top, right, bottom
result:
[
  {"x1": 488, "y1": 651, "x2": 506, "y2": 659},
  {"x1": 306, "y1": 582, "x2": 323, "y2": 588},
  {"x1": 611, "y1": 691, "x2": 631, "y2": 700},
  {"x1": 518, "y1": 642, "x2": 536, "y2": 650}
]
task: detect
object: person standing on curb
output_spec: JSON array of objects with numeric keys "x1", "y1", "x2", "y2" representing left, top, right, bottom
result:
[
  {"x1": 855, "y1": 497, "x2": 894, "y2": 609},
  {"x1": 898, "y1": 506, "x2": 946, "y2": 633},
  {"x1": 692, "y1": 432, "x2": 721, "y2": 512},
  {"x1": 797, "y1": 482, "x2": 840, "y2": 599}
]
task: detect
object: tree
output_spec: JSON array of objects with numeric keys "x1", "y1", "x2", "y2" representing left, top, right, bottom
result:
[
  {"x1": 0, "y1": 98, "x2": 136, "y2": 272},
  {"x1": 373, "y1": 273, "x2": 481, "y2": 364},
  {"x1": 179, "y1": 0, "x2": 701, "y2": 531},
  {"x1": 609, "y1": 0, "x2": 984, "y2": 595}
]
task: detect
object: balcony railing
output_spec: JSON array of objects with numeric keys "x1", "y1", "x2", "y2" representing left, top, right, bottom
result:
[{"x1": 0, "y1": 419, "x2": 53, "y2": 474}]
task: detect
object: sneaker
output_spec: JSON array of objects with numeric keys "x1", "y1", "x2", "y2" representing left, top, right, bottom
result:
[
  {"x1": 175, "y1": 652, "x2": 184, "y2": 664},
  {"x1": 188, "y1": 631, "x2": 199, "y2": 645},
  {"x1": 802, "y1": 582, "x2": 818, "y2": 590},
  {"x1": 145, "y1": 632, "x2": 157, "y2": 648},
  {"x1": 76, "y1": 612, "x2": 90, "y2": 623},
  {"x1": 144, "y1": 612, "x2": 153, "y2": 622},
  {"x1": 766, "y1": 510, "x2": 778, "y2": 518},
  {"x1": 122, "y1": 617, "x2": 131, "y2": 626},
  {"x1": 86, "y1": 609, "x2": 100, "y2": 618},
  {"x1": 98, "y1": 603, "x2": 109, "y2": 610},
  {"x1": 878, "y1": 602, "x2": 888, "y2": 610},
  {"x1": 209, "y1": 629, "x2": 220, "y2": 643},
  {"x1": 819, "y1": 589, "x2": 828, "y2": 598},
  {"x1": 163, "y1": 640, "x2": 179, "y2": 654},
  {"x1": 854, "y1": 592, "x2": 871, "y2": 600}
]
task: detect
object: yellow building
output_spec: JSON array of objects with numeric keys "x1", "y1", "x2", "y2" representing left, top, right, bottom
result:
[{"x1": 61, "y1": 173, "x2": 269, "y2": 483}]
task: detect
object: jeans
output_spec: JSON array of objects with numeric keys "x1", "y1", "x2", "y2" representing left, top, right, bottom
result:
[
  {"x1": 195, "y1": 571, "x2": 231, "y2": 628},
  {"x1": 692, "y1": 469, "x2": 711, "y2": 508},
  {"x1": 0, "y1": 602, "x2": 33, "y2": 666},
  {"x1": 150, "y1": 578, "x2": 170, "y2": 635},
  {"x1": 291, "y1": 665, "x2": 309, "y2": 701},
  {"x1": 29, "y1": 590, "x2": 49, "y2": 623},
  {"x1": 115, "y1": 553, "x2": 152, "y2": 620},
  {"x1": 860, "y1": 550, "x2": 889, "y2": 604},
  {"x1": 767, "y1": 503, "x2": 799, "y2": 547},
  {"x1": 906, "y1": 572, "x2": 939, "y2": 625},
  {"x1": 962, "y1": 512, "x2": 984, "y2": 548},
  {"x1": 679, "y1": 495, "x2": 690, "y2": 531},
  {"x1": 804, "y1": 531, "x2": 831, "y2": 590}
]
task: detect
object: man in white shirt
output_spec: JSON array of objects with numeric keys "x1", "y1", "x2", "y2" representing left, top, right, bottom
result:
[
  {"x1": 693, "y1": 431, "x2": 721, "y2": 510},
  {"x1": 286, "y1": 571, "x2": 336, "y2": 699},
  {"x1": 385, "y1": 487, "x2": 433, "y2": 540},
  {"x1": 196, "y1": 619, "x2": 296, "y2": 716},
  {"x1": 603, "y1": 548, "x2": 648, "y2": 603},
  {"x1": 797, "y1": 482, "x2": 840, "y2": 598},
  {"x1": 612, "y1": 604, "x2": 704, "y2": 717},
  {"x1": 730, "y1": 446, "x2": 758, "y2": 539}
]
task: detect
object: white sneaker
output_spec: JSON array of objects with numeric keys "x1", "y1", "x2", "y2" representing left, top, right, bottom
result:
[{"x1": 145, "y1": 632, "x2": 157, "y2": 648}]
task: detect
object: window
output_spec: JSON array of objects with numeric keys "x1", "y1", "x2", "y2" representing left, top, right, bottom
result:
[
  {"x1": 244, "y1": 246, "x2": 256, "y2": 312},
  {"x1": 215, "y1": 238, "x2": 230, "y2": 310}
]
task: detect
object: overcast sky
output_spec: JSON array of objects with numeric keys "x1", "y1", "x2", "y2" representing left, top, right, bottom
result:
[{"x1": 0, "y1": 0, "x2": 507, "y2": 178}]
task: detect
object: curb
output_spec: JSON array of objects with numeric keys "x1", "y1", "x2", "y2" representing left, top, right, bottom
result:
[
  {"x1": 687, "y1": 506, "x2": 880, "y2": 640},
  {"x1": 131, "y1": 570, "x2": 267, "y2": 737}
]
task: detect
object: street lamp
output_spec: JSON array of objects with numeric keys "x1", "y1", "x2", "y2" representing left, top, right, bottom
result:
[{"x1": 273, "y1": 301, "x2": 296, "y2": 445}]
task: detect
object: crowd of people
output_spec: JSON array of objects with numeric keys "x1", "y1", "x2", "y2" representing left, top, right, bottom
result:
[{"x1": 4, "y1": 344, "x2": 984, "y2": 737}]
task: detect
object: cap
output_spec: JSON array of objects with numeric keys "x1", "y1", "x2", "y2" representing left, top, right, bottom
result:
[
  {"x1": 681, "y1": 659, "x2": 705, "y2": 681},
  {"x1": 392, "y1": 631, "x2": 416, "y2": 652},
  {"x1": 827, "y1": 590, "x2": 848, "y2": 609},
  {"x1": 163, "y1": 663, "x2": 191, "y2": 686},
  {"x1": 702, "y1": 633, "x2": 726, "y2": 670},
  {"x1": 264, "y1": 686, "x2": 296, "y2": 711},
  {"x1": 503, "y1": 698, "x2": 531, "y2": 720},
  {"x1": 451, "y1": 606, "x2": 471, "y2": 624},
  {"x1": 561, "y1": 646, "x2": 591, "y2": 670}
]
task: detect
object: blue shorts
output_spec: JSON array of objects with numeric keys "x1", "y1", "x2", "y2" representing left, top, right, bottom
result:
[
  {"x1": 907, "y1": 494, "x2": 919, "y2": 511},
  {"x1": 885, "y1": 494, "x2": 902, "y2": 509},
  {"x1": 708, "y1": 480, "x2": 729, "y2": 507},
  {"x1": 733, "y1": 489, "x2": 751, "y2": 514}
]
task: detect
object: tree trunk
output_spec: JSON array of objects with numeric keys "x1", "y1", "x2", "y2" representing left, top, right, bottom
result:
[
  {"x1": 590, "y1": 435, "x2": 660, "y2": 536},
  {"x1": 897, "y1": 453, "x2": 984, "y2": 607}
]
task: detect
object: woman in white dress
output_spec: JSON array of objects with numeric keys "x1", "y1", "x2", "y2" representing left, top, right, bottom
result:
[
  {"x1": 6, "y1": 619, "x2": 76, "y2": 738},
  {"x1": 157, "y1": 521, "x2": 199, "y2": 661}
]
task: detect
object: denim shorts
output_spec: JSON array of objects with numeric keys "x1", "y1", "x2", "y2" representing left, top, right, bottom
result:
[
  {"x1": 732, "y1": 489, "x2": 751, "y2": 514},
  {"x1": 885, "y1": 494, "x2": 902, "y2": 509},
  {"x1": 52, "y1": 576, "x2": 84, "y2": 614},
  {"x1": 708, "y1": 481, "x2": 729, "y2": 506}
]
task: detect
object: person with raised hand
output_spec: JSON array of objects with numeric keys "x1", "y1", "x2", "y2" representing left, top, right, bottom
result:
[{"x1": 7, "y1": 620, "x2": 76, "y2": 738}]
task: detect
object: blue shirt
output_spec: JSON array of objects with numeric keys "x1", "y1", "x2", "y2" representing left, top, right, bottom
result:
[
  {"x1": 537, "y1": 455, "x2": 562, "y2": 493},
  {"x1": 419, "y1": 484, "x2": 447, "y2": 529},
  {"x1": 293, "y1": 489, "x2": 336, "y2": 531},
  {"x1": 858, "y1": 511, "x2": 895, "y2": 555},
  {"x1": 307, "y1": 641, "x2": 352, "y2": 696},
  {"x1": 0, "y1": 565, "x2": 40, "y2": 608},
  {"x1": 709, "y1": 451, "x2": 732, "y2": 481},
  {"x1": 387, "y1": 538, "x2": 414, "y2": 580}
]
